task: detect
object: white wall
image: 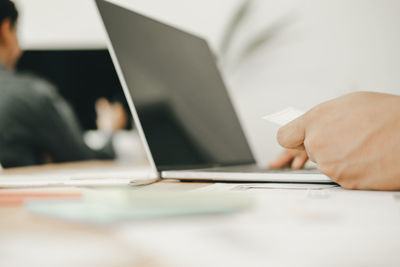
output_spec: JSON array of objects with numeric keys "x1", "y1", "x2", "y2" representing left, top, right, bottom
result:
[
  {"x1": 225, "y1": 0, "x2": 400, "y2": 165},
  {"x1": 13, "y1": 0, "x2": 400, "y2": 165},
  {"x1": 14, "y1": 0, "x2": 239, "y2": 49}
]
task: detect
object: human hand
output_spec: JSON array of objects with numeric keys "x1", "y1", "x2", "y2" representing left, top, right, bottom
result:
[
  {"x1": 269, "y1": 149, "x2": 308, "y2": 169},
  {"x1": 276, "y1": 92, "x2": 400, "y2": 190},
  {"x1": 95, "y1": 98, "x2": 128, "y2": 133}
]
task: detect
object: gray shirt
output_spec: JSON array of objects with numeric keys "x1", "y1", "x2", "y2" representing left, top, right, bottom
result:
[{"x1": 0, "y1": 64, "x2": 115, "y2": 168}]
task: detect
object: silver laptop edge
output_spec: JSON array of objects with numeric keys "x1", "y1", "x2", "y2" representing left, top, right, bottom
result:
[
  {"x1": 161, "y1": 170, "x2": 330, "y2": 183},
  {"x1": 94, "y1": 0, "x2": 159, "y2": 179}
]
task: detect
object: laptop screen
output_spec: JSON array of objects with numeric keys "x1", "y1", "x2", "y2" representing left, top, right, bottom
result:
[{"x1": 96, "y1": 0, "x2": 255, "y2": 170}]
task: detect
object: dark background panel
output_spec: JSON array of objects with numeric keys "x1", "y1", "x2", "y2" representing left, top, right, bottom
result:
[{"x1": 16, "y1": 49, "x2": 129, "y2": 130}]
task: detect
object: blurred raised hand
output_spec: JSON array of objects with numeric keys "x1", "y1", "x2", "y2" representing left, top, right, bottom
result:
[{"x1": 95, "y1": 98, "x2": 128, "y2": 133}]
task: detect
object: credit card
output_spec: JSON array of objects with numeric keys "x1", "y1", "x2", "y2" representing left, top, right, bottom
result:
[{"x1": 262, "y1": 107, "x2": 305, "y2": 126}]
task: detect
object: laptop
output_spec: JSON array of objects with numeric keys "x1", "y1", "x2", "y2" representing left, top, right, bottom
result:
[{"x1": 93, "y1": 0, "x2": 331, "y2": 183}]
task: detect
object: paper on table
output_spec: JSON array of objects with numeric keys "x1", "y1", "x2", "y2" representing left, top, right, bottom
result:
[
  {"x1": 262, "y1": 107, "x2": 305, "y2": 126},
  {"x1": 195, "y1": 183, "x2": 339, "y2": 192},
  {"x1": 0, "y1": 191, "x2": 82, "y2": 206},
  {"x1": 0, "y1": 166, "x2": 158, "y2": 188}
]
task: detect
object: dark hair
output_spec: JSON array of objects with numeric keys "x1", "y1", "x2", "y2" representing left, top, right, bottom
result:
[{"x1": 0, "y1": 0, "x2": 18, "y2": 27}]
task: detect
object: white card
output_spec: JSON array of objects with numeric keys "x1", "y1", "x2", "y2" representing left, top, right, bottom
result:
[{"x1": 262, "y1": 107, "x2": 305, "y2": 126}]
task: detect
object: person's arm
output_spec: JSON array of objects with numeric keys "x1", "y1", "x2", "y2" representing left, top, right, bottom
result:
[
  {"x1": 271, "y1": 92, "x2": 400, "y2": 190},
  {"x1": 29, "y1": 82, "x2": 116, "y2": 163}
]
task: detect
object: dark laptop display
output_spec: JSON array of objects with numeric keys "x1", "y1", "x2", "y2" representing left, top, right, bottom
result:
[
  {"x1": 17, "y1": 49, "x2": 126, "y2": 130},
  {"x1": 96, "y1": 0, "x2": 255, "y2": 170}
]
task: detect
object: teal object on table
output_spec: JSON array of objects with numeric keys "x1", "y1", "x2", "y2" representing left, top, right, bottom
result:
[{"x1": 25, "y1": 190, "x2": 252, "y2": 225}]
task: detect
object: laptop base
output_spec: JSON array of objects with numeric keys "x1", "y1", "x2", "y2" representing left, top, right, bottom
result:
[{"x1": 161, "y1": 165, "x2": 331, "y2": 183}]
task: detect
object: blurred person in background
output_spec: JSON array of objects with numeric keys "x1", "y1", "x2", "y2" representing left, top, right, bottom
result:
[{"x1": 0, "y1": 0, "x2": 127, "y2": 168}]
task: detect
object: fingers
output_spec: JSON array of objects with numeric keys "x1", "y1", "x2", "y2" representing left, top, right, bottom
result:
[
  {"x1": 269, "y1": 149, "x2": 299, "y2": 169},
  {"x1": 269, "y1": 149, "x2": 309, "y2": 169},
  {"x1": 269, "y1": 150, "x2": 295, "y2": 169},
  {"x1": 291, "y1": 151, "x2": 308, "y2": 169},
  {"x1": 277, "y1": 115, "x2": 306, "y2": 149}
]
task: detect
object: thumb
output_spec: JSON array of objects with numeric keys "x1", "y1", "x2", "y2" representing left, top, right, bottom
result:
[{"x1": 277, "y1": 115, "x2": 306, "y2": 149}]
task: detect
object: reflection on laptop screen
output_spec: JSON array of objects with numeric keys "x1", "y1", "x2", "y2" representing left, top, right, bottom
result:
[{"x1": 97, "y1": 0, "x2": 255, "y2": 170}]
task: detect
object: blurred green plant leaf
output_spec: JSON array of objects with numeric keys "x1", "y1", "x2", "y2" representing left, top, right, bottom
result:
[
  {"x1": 219, "y1": 0, "x2": 253, "y2": 57},
  {"x1": 236, "y1": 15, "x2": 295, "y2": 65}
]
